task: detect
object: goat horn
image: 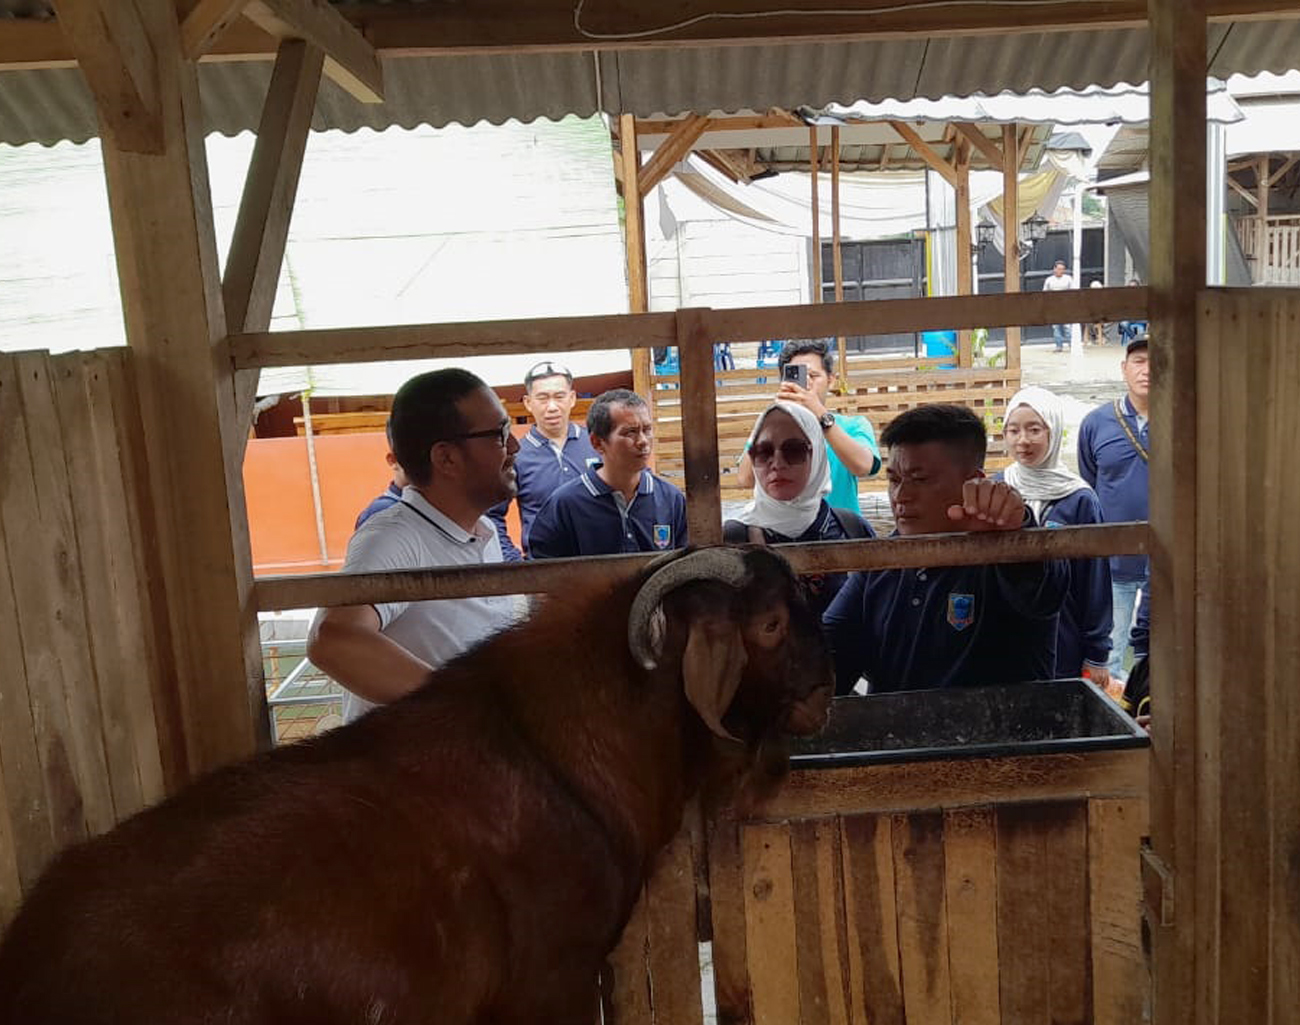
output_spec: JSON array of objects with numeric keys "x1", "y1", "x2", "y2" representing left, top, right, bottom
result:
[{"x1": 628, "y1": 547, "x2": 750, "y2": 670}]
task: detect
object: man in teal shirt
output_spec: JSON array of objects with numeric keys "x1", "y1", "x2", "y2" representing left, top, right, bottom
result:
[{"x1": 737, "y1": 339, "x2": 881, "y2": 513}]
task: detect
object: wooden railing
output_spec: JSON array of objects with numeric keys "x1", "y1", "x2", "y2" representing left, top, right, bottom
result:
[
  {"x1": 1234, "y1": 214, "x2": 1300, "y2": 285},
  {"x1": 234, "y1": 286, "x2": 1149, "y2": 612}
]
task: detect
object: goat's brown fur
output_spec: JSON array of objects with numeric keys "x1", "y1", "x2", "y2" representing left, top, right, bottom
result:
[{"x1": 0, "y1": 548, "x2": 832, "y2": 1025}]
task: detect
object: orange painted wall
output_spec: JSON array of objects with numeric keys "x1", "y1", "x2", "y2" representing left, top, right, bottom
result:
[{"x1": 245, "y1": 429, "x2": 525, "y2": 577}]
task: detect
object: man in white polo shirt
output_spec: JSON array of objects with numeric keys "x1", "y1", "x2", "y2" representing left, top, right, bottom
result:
[{"x1": 309, "y1": 368, "x2": 522, "y2": 722}]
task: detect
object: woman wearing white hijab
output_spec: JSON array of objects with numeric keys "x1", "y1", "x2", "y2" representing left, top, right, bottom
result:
[
  {"x1": 997, "y1": 386, "x2": 1113, "y2": 688},
  {"x1": 724, "y1": 402, "x2": 873, "y2": 615}
]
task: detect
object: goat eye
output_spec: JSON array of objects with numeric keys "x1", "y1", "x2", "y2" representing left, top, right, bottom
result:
[{"x1": 762, "y1": 617, "x2": 781, "y2": 634}]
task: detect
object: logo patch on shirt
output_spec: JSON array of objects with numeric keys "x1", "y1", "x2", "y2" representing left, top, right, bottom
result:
[
  {"x1": 652, "y1": 524, "x2": 673, "y2": 549},
  {"x1": 946, "y1": 592, "x2": 975, "y2": 631}
]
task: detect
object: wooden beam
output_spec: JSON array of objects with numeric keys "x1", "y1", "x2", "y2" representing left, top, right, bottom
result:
[
  {"x1": 831, "y1": 126, "x2": 848, "y2": 382},
  {"x1": 255, "y1": 522, "x2": 1149, "y2": 610},
  {"x1": 9, "y1": 2, "x2": 1300, "y2": 69},
  {"x1": 696, "y1": 149, "x2": 747, "y2": 184},
  {"x1": 1226, "y1": 174, "x2": 1258, "y2": 208},
  {"x1": 955, "y1": 139, "x2": 974, "y2": 367},
  {"x1": 180, "y1": 0, "x2": 251, "y2": 58},
  {"x1": 618, "y1": 114, "x2": 652, "y2": 398},
  {"x1": 222, "y1": 38, "x2": 324, "y2": 459},
  {"x1": 888, "y1": 120, "x2": 957, "y2": 187},
  {"x1": 810, "y1": 127, "x2": 822, "y2": 304},
  {"x1": 1147, "y1": 4, "x2": 1206, "y2": 1025},
  {"x1": 637, "y1": 113, "x2": 710, "y2": 199},
  {"x1": 762, "y1": 749, "x2": 1149, "y2": 820},
  {"x1": 1267, "y1": 153, "x2": 1299, "y2": 187},
  {"x1": 1257, "y1": 155, "x2": 1270, "y2": 262},
  {"x1": 1003, "y1": 123, "x2": 1022, "y2": 370},
  {"x1": 677, "y1": 309, "x2": 723, "y2": 545},
  {"x1": 234, "y1": 0, "x2": 1300, "y2": 54},
  {"x1": 230, "y1": 288, "x2": 1149, "y2": 368},
  {"x1": 48, "y1": 0, "x2": 163, "y2": 153},
  {"x1": 91, "y1": 0, "x2": 264, "y2": 775},
  {"x1": 242, "y1": 0, "x2": 383, "y2": 103},
  {"x1": 952, "y1": 122, "x2": 1004, "y2": 174},
  {"x1": 635, "y1": 112, "x2": 803, "y2": 136}
]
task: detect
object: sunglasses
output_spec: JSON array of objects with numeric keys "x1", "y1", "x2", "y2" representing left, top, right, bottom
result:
[
  {"x1": 751, "y1": 439, "x2": 812, "y2": 466},
  {"x1": 439, "y1": 420, "x2": 512, "y2": 447},
  {"x1": 525, "y1": 360, "x2": 573, "y2": 384}
]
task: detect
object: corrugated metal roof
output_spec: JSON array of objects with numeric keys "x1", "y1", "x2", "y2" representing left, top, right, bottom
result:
[{"x1": 1, "y1": 12, "x2": 1300, "y2": 146}]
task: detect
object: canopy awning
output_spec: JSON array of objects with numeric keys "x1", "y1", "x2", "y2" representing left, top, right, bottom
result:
[{"x1": 0, "y1": 10, "x2": 1298, "y2": 147}]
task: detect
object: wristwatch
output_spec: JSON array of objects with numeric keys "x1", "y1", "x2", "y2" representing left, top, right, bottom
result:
[{"x1": 818, "y1": 411, "x2": 836, "y2": 431}]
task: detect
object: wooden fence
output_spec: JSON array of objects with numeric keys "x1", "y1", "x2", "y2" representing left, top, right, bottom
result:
[
  {"x1": 607, "y1": 747, "x2": 1149, "y2": 1025},
  {"x1": 0, "y1": 350, "x2": 179, "y2": 921}
]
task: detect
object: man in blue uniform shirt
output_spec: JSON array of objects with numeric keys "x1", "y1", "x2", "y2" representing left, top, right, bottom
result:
[
  {"x1": 1077, "y1": 335, "x2": 1150, "y2": 677},
  {"x1": 823, "y1": 403, "x2": 1069, "y2": 695},
  {"x1": 487, "y1": 360, "x2": 599, "y2": 560},
  {"x1": 528, "y1": 389, "x2": 688, "y2": 558}
]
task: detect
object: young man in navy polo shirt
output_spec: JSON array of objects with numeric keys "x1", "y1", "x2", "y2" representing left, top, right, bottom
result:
[
  {"x1": 487, "y1": 360, "x2": 599, "y2": 560},
  {"x1": 528, "y1": 389, "x2": 688, "y2": 559},
  {"x1": 1077, "y1": 335, "x2": 1149, "y2": 677},
  {"x1": 823, "y1": 404, "x2": 1069, "y2": 695}
]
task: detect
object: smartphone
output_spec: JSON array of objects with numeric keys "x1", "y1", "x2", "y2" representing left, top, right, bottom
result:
[{"x1": 782, "y1": 363, "x2": 808, "y2": 389}]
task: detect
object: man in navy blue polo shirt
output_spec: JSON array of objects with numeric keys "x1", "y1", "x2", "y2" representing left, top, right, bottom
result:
[
  {"x1": 1078, "y1": 335, "x2": 1149, "y2": 678},
  {"x1": 528, "y1": 389, "x2": 688, "y2": 559},
  {"x1": 823, "y1": 403, "x2": 1069, "y2": 695},
  {"x1": 487, "y1": 360, "x2": 599, "y2": 560}
]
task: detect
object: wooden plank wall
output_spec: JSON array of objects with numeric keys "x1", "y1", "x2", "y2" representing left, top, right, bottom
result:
[
  {"x1": 0, "y1": 349, "x2": 178, "y2": 924},
  {"x1": 1191, "y1": 288, "x2": 1300, "y2": 1025},
  {"x1": 651, "y1": 356, "x2": 1020, "y2": 500},
  {"x1": 704, "y1": 799, "x2": 1147, "y2": 1025}
]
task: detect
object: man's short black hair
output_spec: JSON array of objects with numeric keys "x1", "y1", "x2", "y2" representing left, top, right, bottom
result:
[
  {"x1": 776, "y1": 338, "x2": 835, "y2": 376},
  {"x1": 523, "y1": 360, "x2": 574, "y2": 393},
  {"x1": 880, "y1": 403, "x2": 987, "y2": 471},
  {"x1": 587, "y1": 388, "x2": 648, "y2": 440},
  {"x1": 1054, "y1": 259, "x2": 1067, "y2": 268},
  {"x1": 389, "y1": 368, "x2": 488, "y2": 487}
]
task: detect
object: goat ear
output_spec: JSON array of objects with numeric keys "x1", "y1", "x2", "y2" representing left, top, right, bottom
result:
[{"x1": 681, "y1": 619, "x2": 747, "y2": 742}]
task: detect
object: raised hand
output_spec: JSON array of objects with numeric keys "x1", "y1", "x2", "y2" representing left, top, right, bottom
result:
[{"x1": 945, "y1": 477, "x2": 1025, "y2": 531}]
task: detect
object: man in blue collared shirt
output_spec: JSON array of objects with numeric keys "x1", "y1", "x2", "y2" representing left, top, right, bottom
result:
[
  {"x1": 824, "y1": 404, "x2": 1068, "y2": 694},
  {"x1": 487, "y1": 360, "x2": 599, "y2": 560},
  {"x1": 1078, "y1": 336, "x2": 1150, "y2": 677},
  {"x1": 529, "y1": 389, "x2": 688, "y2": 559}
]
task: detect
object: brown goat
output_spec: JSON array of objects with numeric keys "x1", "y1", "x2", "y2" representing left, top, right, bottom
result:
[{"x1": 0, "y1": 546, "x2": 833, "y2": 1025}]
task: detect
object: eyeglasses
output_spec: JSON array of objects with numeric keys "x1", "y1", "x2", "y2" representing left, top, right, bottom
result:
[
  {"x1": 751, "y1": 439, "x2": 812, "y2": 466},
  {"x1": 439, "y1": 420, "x2": 512, "y2": 447}
]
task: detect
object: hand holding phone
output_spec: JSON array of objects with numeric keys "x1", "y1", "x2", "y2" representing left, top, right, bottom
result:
[{"x1": 781, "y1": 363, "x2": 808, "y2": 389}]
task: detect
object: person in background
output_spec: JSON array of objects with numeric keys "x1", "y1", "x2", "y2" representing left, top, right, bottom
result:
[
  {"x1": 1085, "y1": 279, "x2": 1107, "y2": 345},
  {"x1": 354, "y1": 419, "x2": 408, "y2": 530},
  {"x1": 1078, "y1": 335, "x2": 1150, "y2": 680},
  {"x1": 310, "y1": 369, "x2": 522, "y2": 723},
  {"x1": 1117, "y1": 277, "x2": 1146, "y2": 348},
  {"x1": 487, "y1": 360, "x2": 598, "y2": 560},
  {"x1": 997, "y1": 386, "x2": 1112, "y2": 687},
  {"x1": 824, "y1": 403, "x2": 1068, "y2": 695},
  {"x1": 723, "y1": 401, "x2": 874, "y2": 616},
  {"x1": 528, "y1": 389, "x2": 688, "y2": 558},
  {"x1": 736, "y1": 339, "x2": 880, "y2": 515},
  {"x1": 1043, "y1": 259, "x2": 1075, "y2": 353}
]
